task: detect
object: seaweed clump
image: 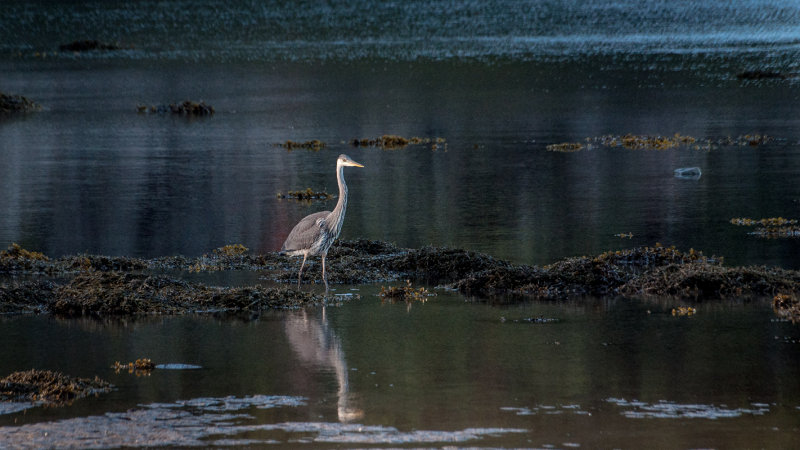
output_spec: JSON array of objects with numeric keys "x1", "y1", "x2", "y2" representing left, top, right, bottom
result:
[
  {"x1": 730, "y1": 217, "x2": 800, "y2": 238},
  {"x1": 671, "y1": 306, "x2": 697, "y2": 316},
  {"x1": 189, "y1": 244, "x2": 252, "y2": 272},
  {"x1": 596, "y1": 133, "x2": 697, "y2": 150},
  {"x1": 137, "y1": 101, "x2": 214, "y2": 116},
  {"x1": 0, "y1": 243, "x2": 50, "y2": 272},
  {"x1": 546, "y1": 142, "x2": 584, "y2": 152},
  {"x1": 276, "y1": 188, "x2": 333, "y2": 201},
  {"x1": 351, "y1": 135, "x2": 445, "y2": 149},
  {"x1": 548, "y1": 133, "x2": 774, "y2": 153},
  {"x1": 1, "y1": 370, "x2": 111, "y2": 405},
  {"x1": 773, "y1": 293, "x2": 800, "y2": 323},
  {"x1": 51, "y1": 272, "x2": 324, "y2": 315},
  {"x1": 276, "y1": 140, "x2": 326, "y2": 151},
  {"x1": 379, "y1": 279, "x2": 434, "y2": 303},
  {"x1": 0, "y1": 92, "x2": 42, "y2": 115},
  {"x1": 112, "y1": 358, "x2": 155, "y2": 375}
]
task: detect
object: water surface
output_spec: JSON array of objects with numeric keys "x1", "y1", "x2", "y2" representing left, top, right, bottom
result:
[
  {"x1": 1, "y1": 1, "x2": 800, "y2": 447},
  {"x1": 0, "y1": 292, "x2": 798, "y2": 448}
]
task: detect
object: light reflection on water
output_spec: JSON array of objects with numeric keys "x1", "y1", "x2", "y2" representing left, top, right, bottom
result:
[
  {"x1": 1, "y1": 59, "x2": 799, "y2": 269},
  {"x1": 0, "y1": 292, "x2": 798, "y2": 447}
]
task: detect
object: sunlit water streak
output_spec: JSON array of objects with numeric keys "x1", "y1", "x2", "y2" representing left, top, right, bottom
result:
[
  {"x1": 0, "y1": 394, "x2": 527, "y2": 448},
  {"x1": 2, "y1": 0, "x2": 800, "y2": 65}
]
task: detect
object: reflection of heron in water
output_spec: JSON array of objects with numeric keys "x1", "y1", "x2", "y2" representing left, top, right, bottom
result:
[
  {"x1": 284, "y1": 307, "x2": 363, "y2": 422},
  {"x1": 281, "y1": 154, "x2": 364, "y2": 290}
]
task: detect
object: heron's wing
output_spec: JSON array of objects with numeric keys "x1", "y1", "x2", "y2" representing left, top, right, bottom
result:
[{"x1": 281, "y1": 211, "x2": 330, "y2": 252}]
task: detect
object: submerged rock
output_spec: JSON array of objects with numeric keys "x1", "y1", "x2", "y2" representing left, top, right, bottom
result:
[
  {"x1": 0, "y1": 92, "x2": 42, "y2": 115},
  {"x1": 58, "y1": 40, "x2": 123, "y2": 52},
  {"x1": 674, "y1": 167, "x2": 702, "y2": 179},
  {"x1": 736, "y1": 70, "x2": 793, "y2": 80},
  {"x1": 137, "y1": 100, "x2": 214, "y2": 116}
]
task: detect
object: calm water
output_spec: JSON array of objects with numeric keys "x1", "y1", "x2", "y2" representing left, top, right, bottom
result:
[
  {"x1": 2, "y1": 0, "x2": 800, "y2": 447},
  {"x1": 0, "y1": 291, "x2": 799, "y2": 448}
]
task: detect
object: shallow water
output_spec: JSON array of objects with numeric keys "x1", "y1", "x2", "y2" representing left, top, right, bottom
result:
[
  {"x1": 2, "y1": 58, "x2": 800, "y2": 269},
  {"x1": 0, "y1": 291, "x2": 799, "y2": 448},
  {"x1": 2, "y1": 1, "x2": 800, "y2": 447}
]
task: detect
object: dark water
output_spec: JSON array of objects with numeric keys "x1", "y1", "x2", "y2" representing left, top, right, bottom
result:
[
  {"x1": 1, "y1": 292, "x2": 799, "y2": 448},
  {"x1": 2, "y1": 0, "x2": 800, "y2": 447},
  {"x1": 2, "y1": 58, "x2": 800, "y2": 268}
]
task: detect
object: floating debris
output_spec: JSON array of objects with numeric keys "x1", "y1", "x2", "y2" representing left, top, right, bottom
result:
[
  {"x1": 0, "y1": 92, "x2": 42, "y2": 115},
  {"x1": 58, "y1": 40, "x2": 123, "y2": 52},
  {"x1": 671, "y1": 306, "x2": 697, "y2": 316},
  {"x1": 276, "y1": 188, "x2": 333, "y2": 201},
  {"x1": 1, "y1": 369, "x2": 111, "y2": 406},
  {"x1": 275, "y1": 140, "x2": 325, "y2": 151},
  {"x1": 112, "y1": 358, "x2": 156, "y2": 375},
  {"x1": 546, "y1": 142, "x2": 584, "y2": 152},
  {"x1": 351, "y1": 135, "x2": 444, "y2": 149},
  {"x1": 137, "y1": 101, "x2": 214, "y2": 116},
  {"x1": 773, "y1": 293, "x2": 799, "y2": 323},
  {"x1": 614, "y1": 232, "x2": 634, "y2": 239},
  {"x1": 674, "y1": 167, "x2": 702, "y2": 179},
  {"x1": 379, "y1": 279, "x2": 434, "y2": 302}
]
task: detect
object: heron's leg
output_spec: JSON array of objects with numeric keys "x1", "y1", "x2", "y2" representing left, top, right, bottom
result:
[
  {"x1": 322, "y1": 254, "x2": 329, "y2": 291},
  {"x1": 297, "y1": 253, "x2": 308, "y2": 287}
]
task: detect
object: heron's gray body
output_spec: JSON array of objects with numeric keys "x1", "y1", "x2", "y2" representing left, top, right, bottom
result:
[{"x1": 281, "y1": 154, "x2": 362, "y2": 288}]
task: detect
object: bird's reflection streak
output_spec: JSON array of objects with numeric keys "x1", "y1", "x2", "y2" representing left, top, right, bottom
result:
[{"x1": 284, "y1": 307, "x2": 364, "y2": 422}]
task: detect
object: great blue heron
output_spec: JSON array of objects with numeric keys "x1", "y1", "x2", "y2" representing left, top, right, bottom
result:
[{"x1": 281, "y1": 154, "x2": 364, "y2": 289}]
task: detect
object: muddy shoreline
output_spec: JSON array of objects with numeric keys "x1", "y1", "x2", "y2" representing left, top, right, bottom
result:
[{"x1": 1, "y1": 240, "x2": 799, "y2": 317}]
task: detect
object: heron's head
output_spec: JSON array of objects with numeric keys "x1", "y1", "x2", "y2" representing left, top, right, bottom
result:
[{"x1": 338, "y1": 154, "x2": 364, "y2": 168}]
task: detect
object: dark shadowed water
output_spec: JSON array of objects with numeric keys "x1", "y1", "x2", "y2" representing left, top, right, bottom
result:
[
  {"x1": 1, "y1": 0, "x2": 800, "y2": 447},
  {"x1": 1, "y1": 291, "x2": 799, "y2": 448}
]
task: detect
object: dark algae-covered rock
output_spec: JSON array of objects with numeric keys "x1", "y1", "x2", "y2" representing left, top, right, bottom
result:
[
  {"x1": 1, "y1": 242, "x2": 799, "y2": 317},
  {"x1": 58, "y1": 40, "x2": 123, "y2": 52},
  {"x1": 0, "y1": 93, "x2": 42, "y2": 115},
  {"x1": 137, "y1": 100, "x2": 214, "y2": 116},
  {"x1": 50, "y1": 271, "x2": 325, "y2": 316},
  {"x1": 1, "y1": 370, "x2": 111, "y2": 405}
]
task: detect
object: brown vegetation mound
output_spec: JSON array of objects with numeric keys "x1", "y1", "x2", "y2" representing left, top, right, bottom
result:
[
  {"x1": 2, "y1": 242, "x2": 799, "y2": 316},
  {"x1": 1, "y1": 370, "x2": 111, "y2": 405}
]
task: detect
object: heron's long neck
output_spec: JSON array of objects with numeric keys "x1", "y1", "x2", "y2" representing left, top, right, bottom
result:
[{"x1": 327, "y1": 163, "x2": 348, "y2": 238}]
